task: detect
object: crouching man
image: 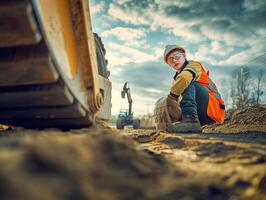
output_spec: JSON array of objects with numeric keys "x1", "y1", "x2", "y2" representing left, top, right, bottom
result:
[{"x1": 163, "y1": 45, "x2": 225, "y2": 133}]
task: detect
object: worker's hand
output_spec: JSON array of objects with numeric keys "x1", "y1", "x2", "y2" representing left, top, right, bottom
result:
[{"x1": 166, "y1": 95, "x2": 181, "y2": 122}]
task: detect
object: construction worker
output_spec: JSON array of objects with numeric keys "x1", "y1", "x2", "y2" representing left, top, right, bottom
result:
[{"x1": 164, "y1": 45, "x2": 225, "y2": 133}]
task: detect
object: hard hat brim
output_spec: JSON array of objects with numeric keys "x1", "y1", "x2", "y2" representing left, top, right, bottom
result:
[{"x1": 164, "y1": 47, "x2": 186, "y2": 63}]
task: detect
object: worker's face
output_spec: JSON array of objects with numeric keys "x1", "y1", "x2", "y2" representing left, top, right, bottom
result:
[{"x1": 167, "y1": 50, "x2": 186, "y2": 71}]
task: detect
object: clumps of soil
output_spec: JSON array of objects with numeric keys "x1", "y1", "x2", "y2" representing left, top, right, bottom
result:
[
  {"x1": 125, "y1": 129, "x2": 266, "y2": 200},
  {"x1": 203, "y1": 105, "x2": 266, "y2": 133},
  {"x1": 0, "y1": 128, "x2": 210, "y2": 200},
  {"x1": 0, "y1": 127, "x2": 249, "y2": 200},
  {"x1": 0, "y1": 128, "x2": 169, "y2": 200}
]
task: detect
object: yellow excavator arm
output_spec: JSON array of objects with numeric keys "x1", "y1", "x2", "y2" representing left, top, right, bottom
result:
[{"x1": 0, "y1": 0, "x2": 111, "y2": 129}]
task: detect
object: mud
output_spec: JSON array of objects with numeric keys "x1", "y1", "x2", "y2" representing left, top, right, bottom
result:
[{"x1": 0, "y1": 105, "x2": 265, "y2": 200}]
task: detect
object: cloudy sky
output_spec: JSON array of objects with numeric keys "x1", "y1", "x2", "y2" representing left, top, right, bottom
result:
[{"x1": 89, "y1": 0, "x2": 266, "y2": 115}]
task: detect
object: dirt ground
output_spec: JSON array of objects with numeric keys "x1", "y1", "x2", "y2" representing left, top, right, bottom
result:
[
  {"x1": 0, "y1": 105, "x2": 265, "y2": 200},
  {"x1": 203, "y1": 104, "x2": 266, "y2": 134}
]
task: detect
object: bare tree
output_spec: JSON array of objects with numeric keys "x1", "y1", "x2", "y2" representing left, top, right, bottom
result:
[
  {"x1": 230, "y1": 67, "x2": 253, "y2": 109},
  {"x1": 230, "y1": 73, "x2": 237, "y2": 108},
  {"x1": 254, "y1": 70, "x2": 264, "y2": 104},
  {"x1": 220, "y1": 79, "x2": 230, "y2": 108}
]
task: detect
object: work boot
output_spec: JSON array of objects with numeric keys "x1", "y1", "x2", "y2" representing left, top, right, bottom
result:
[{"x1": 166, "y1": 114, "x2": 202, "y2": 133}]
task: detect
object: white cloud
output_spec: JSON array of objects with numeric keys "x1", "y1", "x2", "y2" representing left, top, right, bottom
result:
[
  {"x1": 243, "y1": 0, "x2": 266, "y2": 11},
  {"x1": 108, "y1": 43, "x2": 155, "y2": 63},
  {"x1": 190, "y1": 42, "x2": 233, "y2": 65},
  {"x1": 150, "y1": 13, "x2": 204, "y2": 43},
  {"x1": 106, "y1": 0, "x2": 266, "y2": 49},
  {"x1": 218, "y1": 40, "x2": 266, "y2": 67},
  {"x1": 102, "y1": 27, "x2": 146, "y2": 40},
  {"x1": 111, "y1": 83, "x2": 157, "y2": 115},
  {"x1": 130, "y1": 94, "x2": 157, "y2": 115},
  {"x1": 145, "y1": 88, "x2": 164, "y2": 94},
  {"x1": 90, "y1": 2, "x2": 104, "y2": 15},
  {"x1": 200, "y1": 26, "x2": 230, "y2": 44},
  {"x1": 171, "y1": 28, "x2": 203, "y2": 43},
  {"x1": 248, "y1": 37, "x2": 266, "y2": 53},
  {"x1": 102, "y1": 27, "x2": 148, "y2": 47},
  {"x1": 190, "y1": 45, "x2": 216, "y2": 65},
  {"x1": 111, "y1": 84, "x2": 129, "y2": 115},
  {"x1": 153, "y1": 48, "x2": 163, "y2": 60},
  {"x1": 107, "y1": 2, "x2": 205, "y2": 43},
  {"x1": 155, "y1": 0, "x2": 194, "y2": 9},
  {"x1": 218, "y1": 50, "x2": 252, "y2": 66},
  {"x1": 151, "y1": 12, "x2": 203, "y2": 31},
  {"x1": 116, "y1": 0, "x2": 131, "y2": 4},
  {"x1": 108, "y1": 4, "x2": 150, "y2": 25},
  {"x1": 105, "y1": 51, "x2": 131, "y2": 75},
  {"x1": 106, "y1": 43, "x2": 161, "y2": 77},
  {"x1": 210, "y1": 41, "x2": 233, "y2": 56}
]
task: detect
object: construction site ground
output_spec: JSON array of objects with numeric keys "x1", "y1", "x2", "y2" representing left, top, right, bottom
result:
[{"x1": 0, "y1": 105, "x2": 265, "y2": 200}]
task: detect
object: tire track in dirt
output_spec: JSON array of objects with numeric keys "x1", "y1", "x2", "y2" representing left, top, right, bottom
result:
[{"x1": 124, "y1": 129, "x2": 266, "y2": 200}]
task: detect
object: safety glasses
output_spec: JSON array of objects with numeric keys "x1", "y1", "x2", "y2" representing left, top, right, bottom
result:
[{"x1": 167, "y1": 52, "x2": 184, "y2": 64}]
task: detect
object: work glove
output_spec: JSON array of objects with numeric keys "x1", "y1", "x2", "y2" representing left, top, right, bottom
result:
[{"x1": 166, "y1": 94, "x2": 181, "y2": 123}]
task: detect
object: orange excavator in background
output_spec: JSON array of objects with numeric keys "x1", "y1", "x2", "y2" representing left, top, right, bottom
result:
[{"x1": 0, "y1": 0, "x2": 112, "y2": 129}]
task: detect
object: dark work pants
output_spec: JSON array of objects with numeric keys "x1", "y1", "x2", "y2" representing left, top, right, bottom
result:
[{"x1": 181, "y1": 82, "x2": 215, "y2": 125}]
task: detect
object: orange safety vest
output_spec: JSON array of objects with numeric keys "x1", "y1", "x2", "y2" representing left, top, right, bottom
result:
[{"x1": 195, "y1": 64, "x2": 225, "y2": 124}]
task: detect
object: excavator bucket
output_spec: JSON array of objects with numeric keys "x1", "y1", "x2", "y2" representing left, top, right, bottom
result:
[
  {"x1": 154, "y1": 96, "x2": 182, "y2": 131},
  {"x1": 0, "y1": 0, "x2": 111, "y2": 129}
]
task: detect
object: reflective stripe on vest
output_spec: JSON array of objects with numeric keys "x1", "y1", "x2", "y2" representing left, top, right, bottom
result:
[
  {"x1": 207, "y1": 78, "x2": 222, "y2": 100},
  {"x1": 195, "y1": 65, "x2": 225, "y2": 124}
]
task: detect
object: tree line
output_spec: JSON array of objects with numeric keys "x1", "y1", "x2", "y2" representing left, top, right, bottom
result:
[{"x1": 221, "y1": 67, "x2": 265, "y2": 109}]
